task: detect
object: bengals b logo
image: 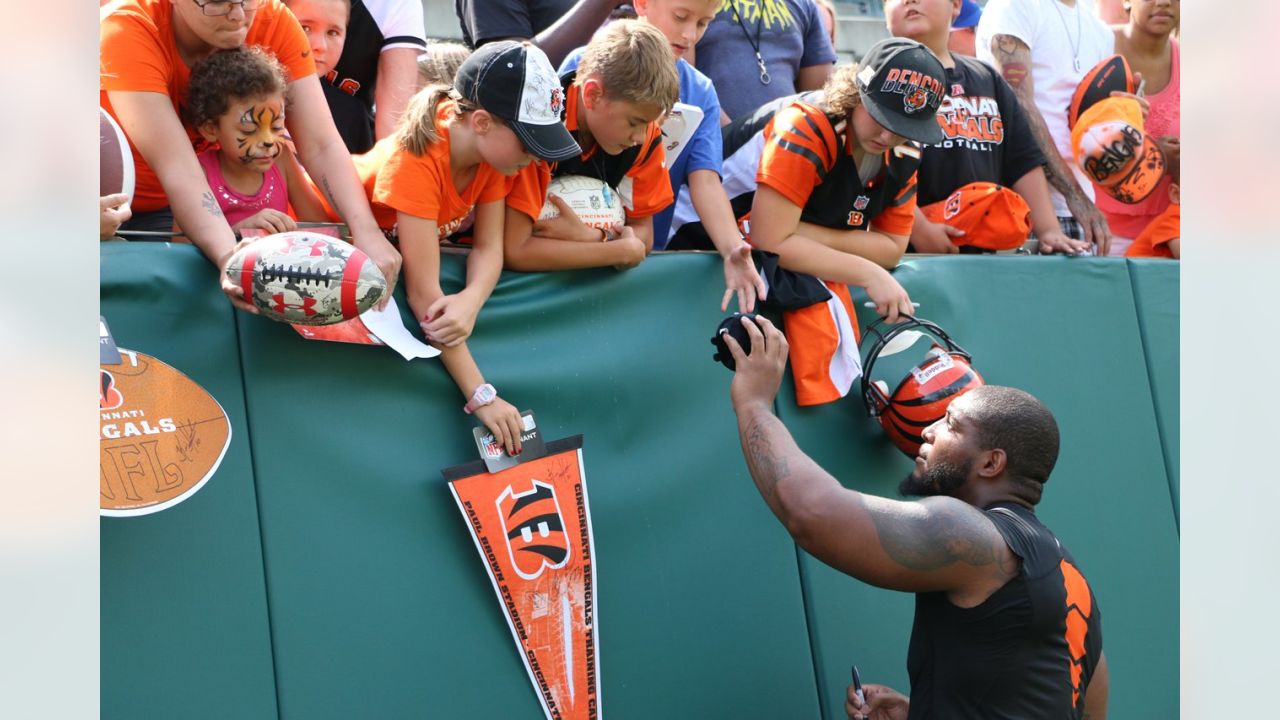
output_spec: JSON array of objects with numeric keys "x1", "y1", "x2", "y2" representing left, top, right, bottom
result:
[
  {"x1": 100, "y1": 369, "x2": 123, "y2": 410},
  {"x1": 497, "y1": 480, "x2": 570, "y2": 580}
]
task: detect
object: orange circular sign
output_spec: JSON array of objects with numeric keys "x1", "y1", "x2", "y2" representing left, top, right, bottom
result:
[{"x1": 100, "y1": 349, "x2": 232, "y2": 516}]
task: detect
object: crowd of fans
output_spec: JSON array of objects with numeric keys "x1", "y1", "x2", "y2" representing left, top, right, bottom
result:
[
  {"x1": 98, "y1": 0, "x2": 1181, "y2": 441},
  {"x1": 99, "y1": 4, "x2": 1171, "y2": 713}
]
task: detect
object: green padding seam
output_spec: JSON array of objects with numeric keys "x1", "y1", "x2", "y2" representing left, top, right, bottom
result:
[
  {"x1": 101, "y1": 245, "x2": 1177, "y2": 719},
  {"x1": 1126, "y1": 259, "x2": 1181, "y2": 527}
]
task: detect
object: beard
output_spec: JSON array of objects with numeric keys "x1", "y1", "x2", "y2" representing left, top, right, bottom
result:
[{"x1": 899, "y1": 456, "x2": 972, "y2": 498}]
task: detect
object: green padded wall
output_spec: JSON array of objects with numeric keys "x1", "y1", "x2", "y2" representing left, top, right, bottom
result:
[
  {"x1": 1128, "y1": 259, "x2": 1180, "y2": 523},
  {"x1": 100, "y1": 244, "x2": 1179, "y2": 719},
  {"x1": 100, "y1": 244, "x2": 278, "y2": 720},
  {"x1": 237, "y1": 252, "x2": 819, "y2": 719},
  {"x1": 777, "y1": 257, "x2": 1180, "y2": 719}
]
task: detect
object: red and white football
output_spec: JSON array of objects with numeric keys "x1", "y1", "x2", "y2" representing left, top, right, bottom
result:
[
  {"x1": 224, "y1": 231, "x2": 388, "y2": 325},
  {"x1": 100, "y1": 108, "x2": 135, "y2": 201}
]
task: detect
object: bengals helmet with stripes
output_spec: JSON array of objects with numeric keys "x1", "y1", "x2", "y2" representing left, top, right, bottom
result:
[{"x1": 860, "y1": 316, "x2": 984, "y2": 458}]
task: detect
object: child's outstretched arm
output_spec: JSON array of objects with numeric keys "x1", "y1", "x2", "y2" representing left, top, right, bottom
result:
[
  {"x1": 749, "y1": 185, "x2": 914, "y2": 323},
  {"x1": 397, "y1": 211, "x2": 523, "y2": 454},
  {"x1": 687, "y1": 168, "x2": 767, "y2": 312},
  {"x1": 421, "y1": 200, "x2": 505, "y2": 347}
]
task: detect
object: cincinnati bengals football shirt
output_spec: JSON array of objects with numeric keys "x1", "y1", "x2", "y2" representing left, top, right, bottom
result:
[{"x1": 915, "y1": 55, "x2": 1044, "y2": 207}]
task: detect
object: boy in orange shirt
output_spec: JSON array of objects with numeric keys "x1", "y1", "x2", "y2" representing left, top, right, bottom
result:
[
  {"x1": 1125, "y1": 138, "x2": 1180, "y2": 259},
  {"x1": 363, "y1": 42, "x2": 581, "y2": 453},
  {"x1": 502, "y1": 20, "x2": 680, "y2": 272}
]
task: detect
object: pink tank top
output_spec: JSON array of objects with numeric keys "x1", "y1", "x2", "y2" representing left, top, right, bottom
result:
[
  {"x1": 197, "y1": 147, "x2": 290, "y2": 228},
  {"x1": 1097, "y1": 39, "x2": 1180, "y2": 241}
]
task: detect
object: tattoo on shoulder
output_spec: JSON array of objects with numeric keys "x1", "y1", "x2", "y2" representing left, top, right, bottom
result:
[
  {"x1": 992, "y1": 35, "x2": 1030, "y2": 89},
  {"x1": 743, "y1": 417, "x2": 789, "y2": 502},
  {"x1": 201, "y1": 191, "x2": 224, "y2": 218},
  {"x1": 870, "y1": 501, "x2": 998, "y2": 572}
]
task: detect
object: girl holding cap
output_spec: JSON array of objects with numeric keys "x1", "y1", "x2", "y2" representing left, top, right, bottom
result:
[{"x1": 355, "y1": 41, "x2": 580, "y2": 454}]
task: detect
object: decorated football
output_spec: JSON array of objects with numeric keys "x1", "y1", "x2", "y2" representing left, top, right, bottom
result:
[
  {"x1": 224, "y1": 231, "x2": 388, "y2": 325},
  {"x1": 100, "y1": 108, "x2": 135, "y2": 201},
  {"x1": 538, "y1": 174, "x2": 626, "y2": 230}
]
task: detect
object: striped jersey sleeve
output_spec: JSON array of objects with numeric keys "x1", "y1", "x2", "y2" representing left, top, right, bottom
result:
[{"x1": 755, "y1": 102, "x2": 839, "y2": 209}]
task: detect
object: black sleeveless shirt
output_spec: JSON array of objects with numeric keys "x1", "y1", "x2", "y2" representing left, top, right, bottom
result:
[{"x1": 906, "y1": 502, "x2": 1103, "y2": 719}]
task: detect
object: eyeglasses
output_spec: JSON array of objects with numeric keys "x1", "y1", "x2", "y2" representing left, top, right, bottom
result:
[{"x1": 192, "y1": 0, "x2": 258, "y2": 17}]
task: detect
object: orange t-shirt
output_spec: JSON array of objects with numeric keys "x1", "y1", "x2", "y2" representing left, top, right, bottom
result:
[
  {"x1": 1125, "y1": 202, "x2": 1180, "y2": 259},
  {"x1": 367, "y1": 101, "x2": 507, "y2": 239},
  {"x1": 505, "y1": 82, "x2": 673, "y2": 222},
  {"x1": 755, "y1": 102, "x2": 917, "y2": 238},
  {"x1": 100, "y1": 0, "x2": 315, "y2": 212}
]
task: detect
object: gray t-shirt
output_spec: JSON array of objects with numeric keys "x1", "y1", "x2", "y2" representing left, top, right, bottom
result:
[{"x1": 694, "y1": 0, "x2": 837, "y2": 121}]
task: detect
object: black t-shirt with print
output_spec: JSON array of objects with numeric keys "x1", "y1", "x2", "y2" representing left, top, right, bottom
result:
[{"x1": 916, "y1": 55, "x2": 1045, "y2": 206}]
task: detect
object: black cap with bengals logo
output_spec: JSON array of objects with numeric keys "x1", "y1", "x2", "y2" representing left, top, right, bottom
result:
[
  {"x1": 854, "y1": 38, "x2": 947, "y2": 145},
  {"x1": 452, "y1": 41, "x2": 581, "y2": 162}
]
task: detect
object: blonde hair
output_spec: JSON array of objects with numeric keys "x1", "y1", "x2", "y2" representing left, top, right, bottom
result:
[
  {"x1": 577, "y1": 19, "x2": 679, "y2": 112},
  {"x1": 821, "y1": 63, "x2": 863, "y2": 120},
  {"x1": 418, "y1": 42, "x2": 470, "y2": 88},
  {"x1": 391, "y1": 84, "x2": 478, "y2": 156}
]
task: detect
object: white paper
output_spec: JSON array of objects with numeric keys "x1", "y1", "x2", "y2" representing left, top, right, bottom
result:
[
  {"x1": 360, "y1": 297, "x2": 442, "y2": 361},
  {"x1": 661, "y1": 102, "x2": 703, "y2": 166}
]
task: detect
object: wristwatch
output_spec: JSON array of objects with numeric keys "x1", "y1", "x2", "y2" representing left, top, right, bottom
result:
[{"x1": 463, "y1": 383, "x2": 497, "y2": 414}]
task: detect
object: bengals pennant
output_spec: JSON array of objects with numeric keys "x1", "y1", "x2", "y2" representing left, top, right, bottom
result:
[{"x1": 444, "y1": 436, "x2": 601, "y2": 720}]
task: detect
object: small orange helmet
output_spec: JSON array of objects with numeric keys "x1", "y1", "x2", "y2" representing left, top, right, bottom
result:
[{"x1": 860, "y1": 316, "x2": 985, "y2": 458}]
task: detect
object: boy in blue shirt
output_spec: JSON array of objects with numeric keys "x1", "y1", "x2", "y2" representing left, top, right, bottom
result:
[{"x1": 560, "y1": 0, "x2": 765, "y2": 312}]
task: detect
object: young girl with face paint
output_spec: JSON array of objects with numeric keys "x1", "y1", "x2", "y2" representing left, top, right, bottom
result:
[{"x1": 186, "y1": 46, "x2": 328, "y2": 234}]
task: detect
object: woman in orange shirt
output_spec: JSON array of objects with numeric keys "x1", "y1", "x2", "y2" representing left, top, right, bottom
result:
[
  {"x1": 100, "y1": 0, "x2": 400, "y2": 311},
  {"x1": 365, "y1": 41, "x2": 580, "y2": 453}
]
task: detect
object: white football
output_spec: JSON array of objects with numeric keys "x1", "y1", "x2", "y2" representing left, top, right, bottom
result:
[
  {"x1": 224, "y1": 231, "x2": 387, "y2": 325},
  {"x1": 538, "y1": 174, "x2": 625, "y2": 230}
]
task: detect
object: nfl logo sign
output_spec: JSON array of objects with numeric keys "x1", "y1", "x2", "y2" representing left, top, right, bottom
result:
[{"x1": 853, "y1": 196, "x2": 870, "y2": 211}]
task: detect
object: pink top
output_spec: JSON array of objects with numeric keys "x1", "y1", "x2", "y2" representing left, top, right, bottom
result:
[
  {"x1": 1097, "y1": 39, "x2": 1180, "y2": 239},
  {"x1": 197, "y1": 147, "x2": 290, "y2": 228}
]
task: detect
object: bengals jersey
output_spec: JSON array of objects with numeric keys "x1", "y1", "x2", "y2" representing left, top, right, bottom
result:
[
  {"x1": 669, "y1": 91, "x2": 920, "y2": 247},
  {"x1": 907, "y1": 502, "x2": 1104, "y2": 719}
]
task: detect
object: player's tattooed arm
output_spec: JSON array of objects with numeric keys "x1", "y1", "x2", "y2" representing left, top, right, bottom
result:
[
  {"x1": 989, "y1": 34, "x2": 1089, "y2": 204},
  {"x1": 740, "y1": 413, "x2": 794, "y2": 506},
  {"x1": 868, "y1": 497, "x2": 1002, "y2": 571}
]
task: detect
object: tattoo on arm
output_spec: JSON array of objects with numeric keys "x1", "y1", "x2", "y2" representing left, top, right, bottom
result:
[
  {"x1": 201, "y1": 191, "x2": 225, "y2": 219},
  {"x1": 869, "y1": 501, "x2": 997, "y2": 572},
  {"x1": 990, "y1": 34, "x2": 1083, "y2": 201},
  {"x1": 320, "y1": 177, "x2": 337, "y2": 206},
  {"x1": 993, "y1": 35, "x2": 1030, "y2": 89},
  {"x1": 741, "y1": 415, "x2": 790, "y2": 504}
]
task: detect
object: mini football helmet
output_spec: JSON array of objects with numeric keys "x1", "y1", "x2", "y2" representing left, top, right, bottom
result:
[{"x1": 860, "y1": 316, "x2": 984, "y2": 457}]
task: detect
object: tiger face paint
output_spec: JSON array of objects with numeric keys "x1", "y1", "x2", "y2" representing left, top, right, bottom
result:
[{"x1": 204, "y1": 94, "x2": 287, "y2": 173}]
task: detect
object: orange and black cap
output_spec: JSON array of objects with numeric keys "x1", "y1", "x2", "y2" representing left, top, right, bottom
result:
[{"x1": 920, "y1": 182, "x2": 1031, "y2": 252}]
